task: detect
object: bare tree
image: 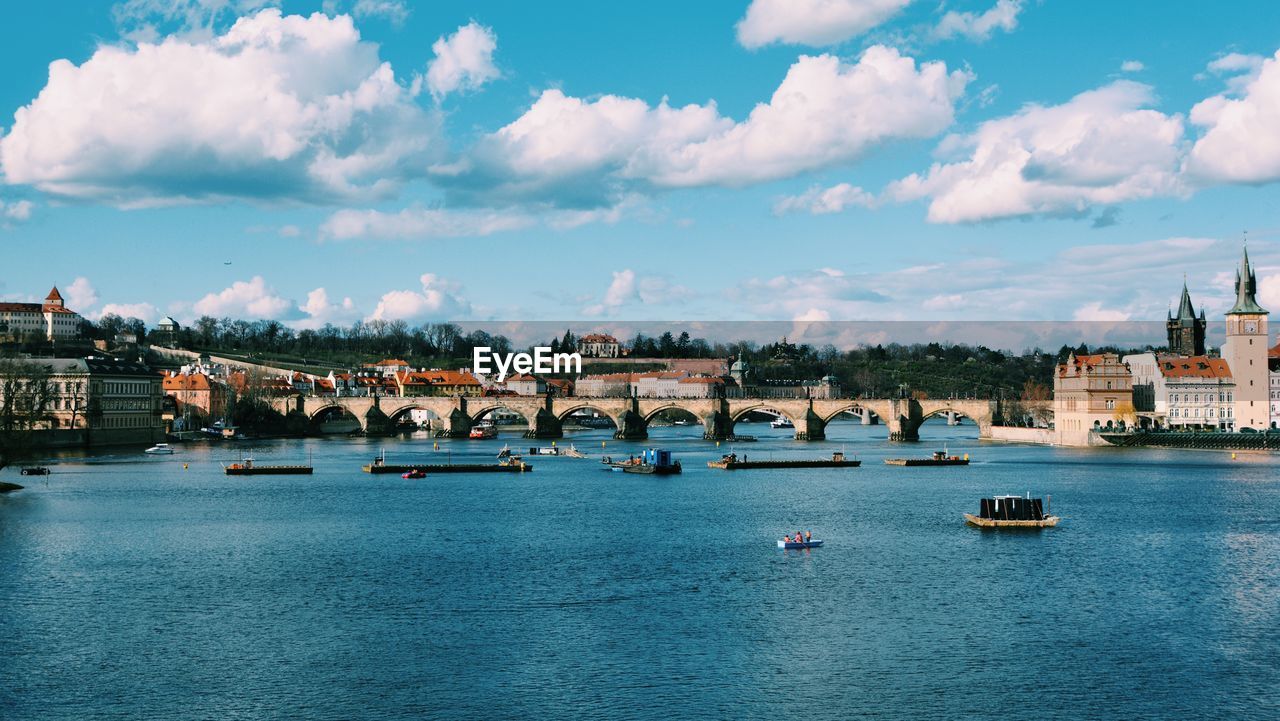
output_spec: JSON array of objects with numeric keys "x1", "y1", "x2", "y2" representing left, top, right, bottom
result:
[{"x1": 0, "y1": 359, "x2": 55, "y2": 471}]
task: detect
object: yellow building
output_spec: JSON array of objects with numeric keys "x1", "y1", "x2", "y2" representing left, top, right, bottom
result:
[{"x1": 1053, "y1": 352, "x2": 1134, "y2": 446}]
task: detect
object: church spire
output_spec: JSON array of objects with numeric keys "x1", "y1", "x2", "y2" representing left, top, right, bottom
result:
[
  {"x1": 1175, "y1": 276, "x2": 1196, "y2": 320},
  {"x1": 1227, "y1": 242, "x2": 1268, "y2": 315}
]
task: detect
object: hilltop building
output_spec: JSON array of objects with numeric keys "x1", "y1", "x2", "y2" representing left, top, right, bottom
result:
[
  {"x1": 0, "y1": 286, "x2": 84, "y2": 342},
  {"x1": 577, "y1": 334, "x2": 620, "y2": 358},
  {"x1": 1166, "y1": 280, "x2": 1207, "y2": 356}
]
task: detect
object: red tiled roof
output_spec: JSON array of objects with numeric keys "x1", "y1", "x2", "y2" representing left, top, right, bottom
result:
[
  {"x1": 1158, "y1": 355, "x2": 1232, "y2": 379},
  {"x1": 0, "y1": 302, "x2": 42, "y2": 313},
  {"x1": 163, "y1": 373, "x2": 213, "y2": 391},
  {"x1": 579, "y1": 334, "x2": 618, "y2": 344},
  {"x1": 421, "y1": 370, "x2": 480, "y2": 386},
  {"x1": 366, "y1": 358, "x2": 410, "y2": 367},
  {"x1": 45, "y1": 286, "x2": 63, "y2": 301},
  {"x1": 678, "y1": 376, "x2": 724, "y2": 384}
]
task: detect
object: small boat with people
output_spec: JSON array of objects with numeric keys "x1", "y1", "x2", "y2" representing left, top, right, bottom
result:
[
  {"x1": 145, "y1": 443, "x2": 175, "y2": 455},
  {"x1": 621, "y1": 448, "x2": 682, "y2": 475},
  {"x1": 401, "y1": 469, "x2": 426, "y2": 479},
  {"x1": 964, "y1": 493, "x2": 1059, "y2": 529},
  {"x1": 20, "y1": 466, "x2": 50, "y2": 476},
  {"x1": 708, "y1": 451, "x2": 860, "y2": 470},
  {"x1": 884, "y1": 448, "x2": 969, "y2": 466},
  {"x1": 777, "y1": 531, "x2": 822, "y2": 549}
]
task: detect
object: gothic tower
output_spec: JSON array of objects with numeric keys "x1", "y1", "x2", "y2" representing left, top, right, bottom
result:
[
  {"x1": 1166, "y1": 279, "x2": 1207, "y2": 356},
  {"x1": 1222, "y1": 245, "x2": 1270, "y2": 430}
]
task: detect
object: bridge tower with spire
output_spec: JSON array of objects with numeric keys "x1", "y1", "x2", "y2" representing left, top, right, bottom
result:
[{"x1": 1166, "y1": 275, "x2": 1207, "y2": 356}]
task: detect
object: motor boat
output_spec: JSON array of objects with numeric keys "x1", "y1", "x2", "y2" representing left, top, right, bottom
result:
[
  {"x1": 145, "y1": 443, "x2": 175, "y2": 455},
  {"x1": 770, "y1": 417, "x2": 794, "y2": 429}
]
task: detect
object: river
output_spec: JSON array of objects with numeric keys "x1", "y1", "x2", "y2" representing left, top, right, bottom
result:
[{"x1": 2, "y1": 419, "x2": 1278, "y2": 720}]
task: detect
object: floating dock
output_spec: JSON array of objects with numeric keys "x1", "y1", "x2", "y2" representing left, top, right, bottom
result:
[
  {"x1": 225, "y1": 464, "x2": 313, "y2": 476},
  {"x1": 964, "y1": 495, "x2": 1058, "y2": 529},
  {"x1": 885, "y1": 450, "x2": 969, "y2": 466},
  {"x1": 708, "y1": 452, "x2": 859, "y2": 470}
]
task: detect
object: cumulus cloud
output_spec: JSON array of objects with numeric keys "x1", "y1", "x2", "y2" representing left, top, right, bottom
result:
[
  {"x1": 934, "y1": 0, "x2": 1023, "y2": 43},
  {"x1": 425, "y1": 21, "x2": 499, "y2": 99},
  {"x1": 0, "y1": 9, "x2": 439, "y2": 206},
  {"x1": 99, "y1": 302, "x2": 161, "y2": 323},
  {"x1": 891, "y1": 80, "x2": 1185, "y2": 223},
  {"x1": 368, "y1": 273, "x2": 471, "y2": 322},
  {"x1": 65, "y1": 277, "x2": 99, "y2": 310},
  {"x1": 582, "y1": 269, "x2": 695, "y2": 317},
  {"x1": 1120, "y1": 60, "x2": 1145, "y2": 73},
  {"x1": 295, "y1": 287, "x2": 361, "y2": 328},
  {"x1": 193, "y1": 276, "x2": 297, "y2": 319},
  {"x1": 736, "y1": 0, "x2": 913, "y2": 48},
  {"x1": 1072, "y1": 301, "x2": 1130, "y2": 322},
  {"x1": 112, "y1": 0, "x2": 277, "y2": 41},
  {"x1": 774, "y1": 183, "x2": 875, "y2": 215},
  {"x1": 1186, "y1": 50, "x2": 1280, "y2": 185},
  {"x1": 445, "y1": 47, "x2": 968, "y2": 208}
]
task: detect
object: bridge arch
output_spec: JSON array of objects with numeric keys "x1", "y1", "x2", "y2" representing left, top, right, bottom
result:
[
  {"x1": 469, "y1": 402, "x2": 534, "y2": 425},
  {"x1": 819, "y1": 403, "x2": 885, "y2": 425},
  {"x1": 730, "y1": 404, "x2": 797, "y2": 424},
  {"x1": 642, "y1": 404, "x2": 702, "y2": 424}
]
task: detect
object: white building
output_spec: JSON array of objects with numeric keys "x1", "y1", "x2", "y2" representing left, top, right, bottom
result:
[
  {"x1": 1269, "y1": 340, "x2": 1279, "y2": 429},
  {"x1": 577, "y1": 334, "x2": 620, "y2": 358},
  {"x1": 503, "y1": 373, "x2": 546, "y2": 396},
  {"x1": 0, "y1": 286, "x2": 84, "y2": 341},
  {"x1": 1124, "y1": 352, "x2": 1235, "y2": 429}
]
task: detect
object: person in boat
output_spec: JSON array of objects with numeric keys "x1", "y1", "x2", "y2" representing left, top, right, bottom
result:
[{"x1": 805, "y1": 531, "x2": 812, "y2": 542}]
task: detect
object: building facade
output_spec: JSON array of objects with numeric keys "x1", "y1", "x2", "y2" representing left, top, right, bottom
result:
[
  {"x1": 1221, "y1": 246, "x2": 1270, "y2": 430},
  {"x1": 577, "y1": 334, "x2": 620, "y2": 358},
  {"x1": 1053, "y1": 352, "x2": 1135, "y2": 446},
  {"x1": 44, "y1": 358, "x2": 165, "y2": 444},
  {"x1": 162, "y1": 371, "x2": 228, "y2": 423},
  {"x1": 0, "y1": 287, "x2": 84, "y2": 342}
]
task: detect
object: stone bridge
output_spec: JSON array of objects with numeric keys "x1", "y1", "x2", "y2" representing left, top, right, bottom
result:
[{"x1": 274, "y1": 394, "x2": 1010, "y2": 442}]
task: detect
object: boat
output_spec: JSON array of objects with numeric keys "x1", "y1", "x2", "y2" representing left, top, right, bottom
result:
[
  {"x1": 601, "y1": 455, "x2": 641, "y2": 470},
  {"x1": 964, "y1": 494, "x2": 1059, "y2": 529},
  {"x1": 723, "y1": 434, "x2": 757, "y2": 443},
  {"x1": 19, "y1": 466, "x2": 50, "y2": 476},
  {"x1": 777, "y1": 538, "x2": 824, "y2": 549},
  {"x1": 884, "y1": 449, "x2": 969, "y2": 466},
  {"x1": 224, "y1": 456, "x2": 314, "y2": 475},
  {"x1": 363, "y1": 451, "x2": 531, "y2": 474},
  {"x1": 469, "y1": 423, "x2": 498, "y2": 440},
  {"x1": 708, "y1": 451, "x2": 860, "y2": 470},
  {"x1": 145, "y1": 443, "x2": 175, "y2": 455},
  {"x1": 526, "y1": 444, "x2": 588, "y2": 457},
  {"x1": 497, "y1": 444, "x2": 511, "y2": 458},
  {"x1": 770, "y1": 417, "x2": 795, "y2": 429},
  {"x1": 622, "y1": 448, "x2": 682, "y2": 475},
  {"x1": 402, "y1": 469, "x2": 426, "y2": 479},
  {"x1": 672, "y1": 419, "x2": 692, "y2": 426}
]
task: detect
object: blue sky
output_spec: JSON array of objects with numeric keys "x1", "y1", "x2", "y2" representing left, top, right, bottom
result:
[{"x1": 3, "y1": 0, "x2": 1280, "y2": 337}]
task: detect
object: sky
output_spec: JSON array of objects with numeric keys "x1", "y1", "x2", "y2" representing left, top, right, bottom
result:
[{"x1": 3, "y1": 0, "x2": 1280, "y2": 342}]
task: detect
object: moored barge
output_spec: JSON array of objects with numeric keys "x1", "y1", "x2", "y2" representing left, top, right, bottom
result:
[
  {"x1": 224, "y1": 457, "x2": 314, "y2": 475},
  {"x1": 964, "y1": 494, "x2": 1059, "y2": 529},
  {"x1": 708, "y1": 451, "x2": 860, "y2": 470},
  {"x1": 885, "y1": 450, "x2": 969, "y2": 466}
]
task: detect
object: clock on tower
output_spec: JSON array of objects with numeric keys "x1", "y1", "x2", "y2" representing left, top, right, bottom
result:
[{"x1": 1222, "y1": 245, "x2": 1270, "y2": 430}]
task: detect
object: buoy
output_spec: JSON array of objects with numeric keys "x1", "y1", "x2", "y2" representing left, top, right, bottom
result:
[
  {"x1": 552, "y1": 440, "x2": 556, "y2": 447},
  {"x1": 601, "y1": 441, "x2": 606, "y2": 448},
  {"x1": 716, "y1": 440, "x2": 720, "y2": 447},
  {"x1": 183, "y1": 463, "x2": 188, "y2": 470},
  {"x1": 963, "y1": 453, "x2": 969, "y2": 461},
  {"x1": 1232, "y1": 452, "x2": 1237, "y2": 460},
  {"x1": 434, "y1": 441, "x2": 439, "y2": 451}
]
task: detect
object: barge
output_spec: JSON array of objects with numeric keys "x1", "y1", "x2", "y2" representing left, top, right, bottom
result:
[
  {"x1": 708, "y1": 451, "x2": 860, "y2": 470},
  {"x1": 621, "y1": 448, "x2": 682, "y2": 475},
  {"x1": 885, "y1": 449, "x2": 969, "y2": 466},
  {"x1": 363, "y1": 453, "x2": 530, "y2": 474},
  {"x1": 224, "y1": 457, "x2": 314, "y2": 475},
  {"x1": 964, "y1": 494, "x2": 1059, "y2": 529}
]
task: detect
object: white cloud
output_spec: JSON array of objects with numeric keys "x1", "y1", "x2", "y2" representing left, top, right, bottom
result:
[
  {"x1": 278, "y1": 224, "x2": 301, "y2": 237},
  {"x1": 99, "y1": 302, "x2": 160, "y2": 323},
  {"x1": 321, "y1": 206, "x2": 536, "y2": 240},
  {"x1": 582, "y1": 269, "x2": 695, "y2": 316},
  {"x1": 368, "y1": 273, "x2": 470, "y2": 322},
  {"x1": 65, "y1": 277, "x2": 99, "y2": 310},
  {"x1": 193, "y1": 276, "x2": 296, "y2": 319},
  {"x1": 1258, "y1": 272, "x2": 1280, "y2": 312},
  {"x1": 112, "y1": 0, "x2": 277, "y2": 41},
  {"x1": 1120, "y1": 60, "x2": 1144, "y2": 73},
  {"x1": 736, "y1": 0, "x2": 913, "y2": 48},
  {"x1": 934, "y1": 0, "x2": 1023, "y2": 43},
  {"x1": 774, "y1": 183, "x2": 875, "y2": 215},
  {"x1": 1, "y1": 199, "x2": 34, "y2": 223},
  {"x1": 295, "y1": 287, "x2": 361, "y2": 329},
  {"x1": 353, "y1": 0, "x2": 408, "y2": 25},
  {"x1": 0, "y1": 9, "x2": 438, "y2": 206},
  {"x1": 1187, "y1": 50, "x2": 1280, "y2": 185},
  {"x1": 891, "y1": 81, "x2": 1185, "y2": 223},
  {"x1": 1072, "y1": 301, "x2": 1130, "y2": 322},
  {"x1": 1206, "y1": 52, "x2": 1264, "y2": 76},
  {"x1": 425, "y1": 21, "x2": 498, "y2": 99},
  {"x1": 448, "y1": 46, "x2": 968, "y2": 207}
]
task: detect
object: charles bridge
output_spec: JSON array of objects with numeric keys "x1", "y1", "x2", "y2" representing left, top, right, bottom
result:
[{"x1": 271, "y1": 393, "x2": 1042, "y2": 442}]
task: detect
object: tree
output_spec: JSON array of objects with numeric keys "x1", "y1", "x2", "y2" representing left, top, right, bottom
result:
[
  {"x1": 1113, "y1": 401, "x2": 1137, "y2": 429},
  {"x1": 0, "y1": 359, "x2": 55, "y2": 471}
]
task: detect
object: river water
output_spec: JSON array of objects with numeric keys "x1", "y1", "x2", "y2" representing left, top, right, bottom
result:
[{"x1": 2, "y1": 419, "x2": 1278, "y2": 720}]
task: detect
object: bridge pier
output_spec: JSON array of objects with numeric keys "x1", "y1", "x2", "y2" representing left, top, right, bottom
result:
[
  {"x1": 945, "y1": 410, "x2": 959, "y2": 426},
  {"x1": 856, "y1": 408, "x2": 878, "y2": 425},
  {"x1": 702, "y1": 409, "x2": 734, "y2": 440},
  {"x1": 886, "y1": 398, "x2": 923, "y2": 442},
  {"x1": 525, "y1": 407, "x2": 564, "y2": 439},
  {"x1": 794, "y1": 407, "x2": 826, "y2": 441},
  {"x1": 363, "y1": 397, "x2": 396, "y2": 436},
  {"x1": 614, "y1": 409, "x2": 649, "y2": 440}
]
